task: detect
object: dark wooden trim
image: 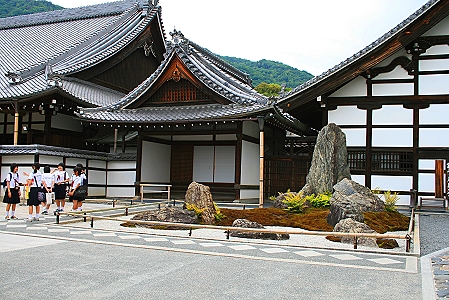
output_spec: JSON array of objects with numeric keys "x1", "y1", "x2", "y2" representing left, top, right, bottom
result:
[
  {"x1": 242, "y1": 134, "x2": 259, "y2": 144},
  {"x1": 327, "y1": 94, "x2": 449, "y2": 107},
  {"x1": 135, "y1": 135, "x2": 143, "y2": 196},
  {"x1": 371, "y1": 79, "x2": 414, "y2": 84},
  {"x1": 413, "y1": 108, "x2": 419, "y2": 191},
  {"x1": 419, "y1": 53, "x2": 449, "y2": 60},
  {"x1": 234, "y1": 122, "x2": 242, "y2": 200},
  {"x1": 365, "y1": 109, "x2": 372, "y2": 188},
  {"x1": 419, "y1": 70, "x2": 449, "y2": 75}
]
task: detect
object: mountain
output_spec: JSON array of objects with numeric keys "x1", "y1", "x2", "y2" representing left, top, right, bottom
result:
[
  {"x1": 219, "y1": 56, "x2": 314, "y2": 88},
  {"x1": 0, "y1": 0, "x2": 62, "y2": 18}
]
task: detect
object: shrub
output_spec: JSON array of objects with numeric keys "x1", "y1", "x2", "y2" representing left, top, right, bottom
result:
[
  {"x1": 371, "y1": 187, "x2": 399, "y2": 212},
  {"x1": 305, "y1": 191, "x2": 332, "y2": 208},
  {"x1": 282, "y1": 191, "x2": 307, "y2": 213}
]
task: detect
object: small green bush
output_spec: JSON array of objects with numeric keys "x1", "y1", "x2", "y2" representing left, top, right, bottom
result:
[
  {"x1": 371, "y1": 187, "x2": 399, "y2": 212},
  {"x1": 282, "y1": 191, "x2": 307, "y2": 213},
  {"x1": 305, "y1": 192, "x2": 332, "y2": 208}
]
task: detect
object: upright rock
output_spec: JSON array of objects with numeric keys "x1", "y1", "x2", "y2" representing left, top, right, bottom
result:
[
  {"x1": 184, "y1": 181, "x2": 217, "y2": 225},
  {"x1": 327, "y1": 178, "x2": 385, "y2": 226},
  {"x1": 333, "y1": 218, "x2": 378, "y2": 248},
  {"x1": 300, "y1": 123, "x2": 351, "y2": 196}
]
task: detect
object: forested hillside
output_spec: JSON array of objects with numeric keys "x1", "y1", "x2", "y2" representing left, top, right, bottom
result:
[
  {"x1": 219, "y1": 56, "x2": 313, "y2": 88},
  {"x1": 0, "y1": 0, "x2": 62, "y2": 18}
]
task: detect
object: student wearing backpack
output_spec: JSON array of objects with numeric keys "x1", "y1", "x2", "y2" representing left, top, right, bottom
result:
[
  {"x1": 3, "y1": 163, "x2": 21, "y2": 220},
  {"x1": 68, "y1": 167, "x2": 83, "y2": 211},
  {"x1": 75, "y1": 163, "x2": 87, "y2": 211}
]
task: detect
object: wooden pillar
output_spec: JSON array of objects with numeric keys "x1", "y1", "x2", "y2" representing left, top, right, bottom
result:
[
  {"x1": 365, "y1": 109, "x2": 372, "y2": 188},
  {"x1": 435, "y1": 160, "x2": 444, "y2": 198},
  {"x1": 234, "y1": 122, "x2": 242, "y2": 201},
  {"x1": 258, "y1": 117, "x2": 265, "y2": 208},
  {"x1": 13, "y1": 101, "x2": 19, "y2": 145},
  {"x1": 135, "y1": 135, "x2": 143, "y2": 197},
  {"x1": 113, "y1": 128, "x2": 118, "y2": 153}
]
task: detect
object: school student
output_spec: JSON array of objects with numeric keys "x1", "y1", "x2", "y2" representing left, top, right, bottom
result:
[
  {"x1": 68, "y1": 167, "x2": 83, "y2": 211},
  {"x1": 76, "y1": 163, "x2": 87, "y2": 211},
  {"x1": 3, "y1": 163, "x2": 21, "y2": 220},
  {"x1": 26, "y1": 163, "x2": 42, "y2": 221},
  {"x1": 41, "y1": 166, "x2": 54, "y2": 215},
  {"x1": 53, "y1": 163, "x2": 69, "y2": 213}
]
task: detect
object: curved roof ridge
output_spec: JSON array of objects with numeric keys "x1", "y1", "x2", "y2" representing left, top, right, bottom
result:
[
  {"x1": 282, "y1": 0, "x2": 440, "y2": 98},
  {"x1": 187, "y1": 40, "x2": 252, "y2": 86},
  {"x1": 0, "y1": 0, "x2": 140, "y2": 30}
]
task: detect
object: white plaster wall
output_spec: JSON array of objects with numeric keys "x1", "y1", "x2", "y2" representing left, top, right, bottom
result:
[
  {"x1": 351, "y1": 175, "x2": 365, "y2": 186},
  {"x1": 51, "y1": 113, "x2": 83, "y2": 132},
  {"x1": 108, "y1": 161, "x2": 136, "y2": 170},
  {"x1": 422, "y1": 15, "x2": 449, "y2": 36},
  {"x1": 216, "y1": 134, "x2": 237, "y2": 141},
  {"x1": 66, "y1": 158, "x2": 87, "y2": 168},
  {"x1": 424, "y1": 45, "x2": 449, "y2": 55},
  {"x1": 88, "y1": 170, "x2": 106, "y2": 185},
  {"x1": 240, "y1": 189, "x2": 259, "y2": 199},
  {"x1": 418, "y1": 173, "x2": 435, "y2": 193},
  {"x1": 172, "y1": 135, "x2": 213, "y2": 141},
  {"x1": 372, "y1": 128, "x2": 413, "y2": 147},
  {"x1": 341, "y1": 128, "x2": 366, "y2": 147},
  {"x1": 419, "y1": 74, "x2": 449, "y2": 95},
  {"x1": 39, "y1": 155, "x2": 63, "y2": 166},
  {"x1": 31, "y1": 113, "x2": 45, "y2": 122},
  {"x1": 372, "y1": 83, "x2": 413, "y2": 96},
  {"x1": 243, "y1": 121, "x2": 260, "y2": 139},
  {"x1": 420, "y1": 58, "x2": 449, "y2": 72},
  {"x1": 419, "y1": 159, "x2": 439, "y2": 170},
  {"x1": 214, "y1": 146, "x2": 235, "y2": 183},
  {"x1": 420, "y1": 104, "x2": 449, "y2": 124},
  {"x1": 88, "y1": 187, "x2": 106, "y2": 197},
  {"x1": 328, "y1": 106, "x2": 366, "y2": 125},
  {"x1": 241, "y1": 141, "x2": 259, "y2": 185},
  {"x1": 375, "y1": 65, "x2": 413, "y2": 80},
  {"x1": 30, "y1": 124, "x2": 44, "y2": 131},
  {"x1": 141, "y1": 141, "x2": 170, "y2": 183},
  {"x1": 107, "y1": 187, "x2": 135, "y2": 197},
  {"x1": 107, "y1": 171, "x2": 136, "y2": 185},
  {"x1": 372, "y1": 175, "x2": 412, "y2": 191},
  {"x1": 372, "y1": 105, "x2": 413, "y2": 125},
  {"x1": 419, "y1": 128, "x2": 449, "y2": 147},
  {"x1": 88, "y1": 160, "x2": 106, "y2": 169},
  {"x1": 1, "y1": 155, "x2": 34, "y2": 164},
  {"x1": 328, "y1": 76, "x2": 367, "y2": 97},
  {"x1": 193, "y1": 146, "x2": 214, "y2": 182}
]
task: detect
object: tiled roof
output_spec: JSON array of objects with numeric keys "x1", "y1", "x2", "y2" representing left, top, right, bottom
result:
[
  {"x1": 0, "y1": 0, "x2": 158, "y2": 105},
  {"x1": 0, "y1": 144, "x2": 136, "y2": 161},
  {"x1": 278, "y1": 0, "x2": 440, "y2": 102},
  {"x1": 77, "y1": 103, "x2": 270, "y2": 123},
  {"x1": 76, "y1": 30, "x2": 270, "y2": 122}
]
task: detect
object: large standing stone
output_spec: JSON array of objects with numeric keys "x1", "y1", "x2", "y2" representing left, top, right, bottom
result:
[
  {"x1": 184, "y1": 181, "x2": 217, "y2": 225},
  {"x1": 327, "y1": 178, "x2": 385, "y2": 226},
  {"x1": 230, "y1": 219, "x2": 289, "y2": 240},
  {"x1": 333, "y1": 218, "x2": 378, "y2": 248},
  {"x1": 300, "y1": 123, "x2": 351, "y2": 196}
]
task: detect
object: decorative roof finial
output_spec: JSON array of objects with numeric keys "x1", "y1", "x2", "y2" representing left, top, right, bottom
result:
[{"x1": 169, "y1": 29, "x2": 185, "y2": 45}]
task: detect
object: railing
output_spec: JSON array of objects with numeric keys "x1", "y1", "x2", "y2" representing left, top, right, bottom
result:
[
  {"x1": 139, "y1": 184, "x2": 172, "y2": 204},
  {"x1": 60, "y1": 202, "x2": 416, "y2": 253}
]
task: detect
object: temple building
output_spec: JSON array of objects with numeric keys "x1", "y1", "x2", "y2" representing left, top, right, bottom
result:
[{"x1": 1, "y1": 0, "x2": 449, "y2": 206}]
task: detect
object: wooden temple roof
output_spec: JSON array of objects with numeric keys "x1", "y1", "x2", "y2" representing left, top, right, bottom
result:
[{"x1": 277, "y1": 0, "x2": 443, "y2": 111}]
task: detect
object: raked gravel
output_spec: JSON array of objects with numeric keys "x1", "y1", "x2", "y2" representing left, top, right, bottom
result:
[{"x1": 68, "y1": 216, "x2": 410, "y2": 253}]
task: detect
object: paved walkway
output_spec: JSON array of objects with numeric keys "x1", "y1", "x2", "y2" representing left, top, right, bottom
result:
[{"x1": 0, "y1": 201, "x2": 443, "y2": 299}]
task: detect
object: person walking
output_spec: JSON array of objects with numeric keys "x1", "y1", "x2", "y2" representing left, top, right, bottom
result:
[
  {"x1": 41, "y1": 166, "x2": 54, "y2": 215},
  {"x1": 75, "y1": 163, "x2": 87, "y2": 211},
  {"x1": 3, "y1": 163, "x2": 21, "y2": 220},
  {"x1": 53, "y1": 163, "x2": 69, "y2": 213},
  {"x1": 26, "y1": 163, "x2": 42, "y2": 221}
]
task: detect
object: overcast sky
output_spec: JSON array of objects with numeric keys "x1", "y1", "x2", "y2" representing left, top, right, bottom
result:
[{"x1": 50, "y1": 0, "x2": 428, "y2": 75}]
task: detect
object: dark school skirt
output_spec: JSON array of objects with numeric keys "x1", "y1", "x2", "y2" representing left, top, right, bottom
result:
[
  {"x1": 54, "y1": 184, "x2": 67, "y2": 200},
  {"x1": 27, "y1": 187, "x2": 41, "y2": 206},
  {"x1": 3, "y1": 188, "x2": 20, "y2": 204}
]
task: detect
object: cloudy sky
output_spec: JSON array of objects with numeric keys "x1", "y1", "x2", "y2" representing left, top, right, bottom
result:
[{"x1": 50, "y1": 0, "x2": 428, "y2": 75}]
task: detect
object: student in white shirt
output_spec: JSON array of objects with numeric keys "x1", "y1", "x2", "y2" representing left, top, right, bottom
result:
[
  {"x1": 41, "y1": 166, "x2": 54, "y2": 215},
  {"x1": 75, "y1": 163, "x2": 87, "y2": 211},
  {"x1": 68, "y1": 167, "x2": 83, "y2": 211},
  {"x1": 3, "y1": 163, "x2": 21, "y2": 220},
  {"x1": 53, "y1": 163, "x2": 69, "y2": 213},
  {"x1": 26, "y1": 163, "x2": 42, "y2": 221}
]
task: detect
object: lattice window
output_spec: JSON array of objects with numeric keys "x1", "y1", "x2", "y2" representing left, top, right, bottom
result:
[
  {"x1": 146, "y1": 79, "x2": 210, "y2": 104},
  {"x1": 348, "y1": 149, "x2": 413, "y2": 172}
]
